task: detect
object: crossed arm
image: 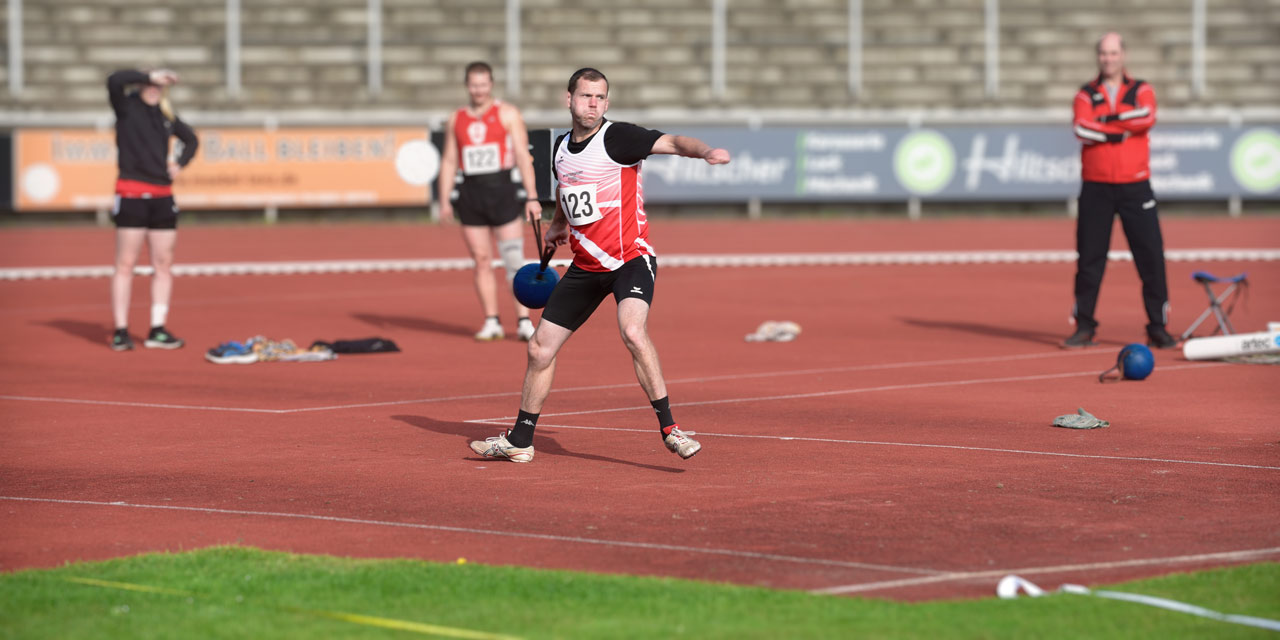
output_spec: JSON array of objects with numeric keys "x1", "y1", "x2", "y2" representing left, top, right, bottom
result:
[{"x1": 1073, "y1": 84, "x2": 1157, "y2": 145}]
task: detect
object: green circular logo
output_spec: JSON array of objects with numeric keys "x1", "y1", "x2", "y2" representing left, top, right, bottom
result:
[
  {"x1": 1231, "y1": 128, "x2": 1280, "y2": 194},
  {"x1": 894, "y1": 130, "x2": 956, "y2": 195}
]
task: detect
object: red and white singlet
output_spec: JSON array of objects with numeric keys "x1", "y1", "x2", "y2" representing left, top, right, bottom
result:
[
  {"x1": 452, "y1": 102, "x2": 514, "y2": 177},
  {"x1": 554, "y1": 121, "x2": 654, "y2": 272}
]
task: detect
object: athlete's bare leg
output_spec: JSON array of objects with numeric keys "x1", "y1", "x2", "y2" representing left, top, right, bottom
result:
[
  {"x1": 520, "y1": 319, "x2": 573, "y2": 413},
  {"x1": 617, "y1": 297, "x2": 667, "y2": 401},
  {"x1": 111, "y1": 228, "x2": 147, "y2": 328},
  {"x1": 460, "y1": 225, "x2": 499, "y2": 318},
  {"x1": 493, "y1": 216, "x2": 530, "y2": 321},
  {"x1": 146, "y1": 229, "x2": 177, "y2": 313}
]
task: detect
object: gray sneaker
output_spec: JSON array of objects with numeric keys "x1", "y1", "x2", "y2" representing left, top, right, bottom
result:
[
  {"x1": 469, "y1": 431, "x2": 534, "y2": 463},
  {"x1": 144, "y1": 326, "x2": 185, "y2": 349},
  {"x1": 1060, "y1": 327, "x2": 1096, "y2": 349},
  {"x1": 663, "y1": 426, "x2": 701, "y2": 459}
]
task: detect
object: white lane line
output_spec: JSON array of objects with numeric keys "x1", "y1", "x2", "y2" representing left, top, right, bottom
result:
[
  {"x1": 472, "y1": 363, "x2": 1228, "y2": 422},
  {"x1": 0, "y1": 395, "x2": 287, "y2": 414},
  {"x1": 463, "y1": 421, "x2": 1280, "y2": 471},
  {"x1": 4, "y1": 248, "x2": 1276, "y2": 280},
  {"x1": 0, "y1": 348, "x2": 1109, "y2": 415},
  {"x1": 0, "y1": 286, "x2": 430, "y2": 317},
  {"x1": 0, "y1": 496, "x2": 942, "y2": 577},
  {"x1": 812, "y1": 547, "x2": 1280, "y2": 595}
]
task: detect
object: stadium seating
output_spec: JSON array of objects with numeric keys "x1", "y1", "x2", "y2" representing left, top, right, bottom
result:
[{"x1": 1, "y1": 0, "x2": 1276, "y2": 114}]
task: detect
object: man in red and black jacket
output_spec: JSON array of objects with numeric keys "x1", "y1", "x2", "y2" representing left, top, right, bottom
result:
[{"x1": 1064, "y1": 32, "x2": 1176, "y2": 349}]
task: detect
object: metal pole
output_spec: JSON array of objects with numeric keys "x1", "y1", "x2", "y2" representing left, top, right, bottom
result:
[
  {"x1": 711, "y1": 0, "x2": 726, "y2": 100},
  {"x1": 984, "y1": 0, "x2": 998, "y2": 98},
  {"x1": 1191, "y1": 0, "x2": 1206, "y2": 98},
  {"x1": 506, "y1": 0, "x2": 521, "y2": 97},
  {"x1": 848, "y1": 0, "x2": 862, "y2": 98},
  {"x1": 368, "y1": 0, "x2": 382, "y2": 95},
  {"x1": 226, "y1": 0, "x2": 240, "y2": 98},
  {"x1": 8, "y1": 0, "x2": 23, "y2": 94}
]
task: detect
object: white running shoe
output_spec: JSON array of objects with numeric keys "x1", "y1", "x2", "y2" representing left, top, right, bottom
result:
[
  {"x1": 469, "y1": 431, "x2": 534, "y2": 463},
  {"x1": 663, "y1": 426, "x2": 701, "y2": 459},
  {"x1": 516, "y1": 318, "x2": 535, "y2": 342},
  {"x1": 474, "y1": 320, "x2": 504, "y2": 341}
]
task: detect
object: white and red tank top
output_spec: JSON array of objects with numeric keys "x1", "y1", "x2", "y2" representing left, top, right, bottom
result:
[
  {"x1": 452, "y1": 102, "x2": 513, "y2": 177},
  {"x1": 554, "y1": 121, "x2": 654, "y2": 272}
]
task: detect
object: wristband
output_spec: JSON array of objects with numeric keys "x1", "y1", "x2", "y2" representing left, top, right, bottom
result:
[{"x1": 526, "y1": 198, "x2": 540, "y2": 202}]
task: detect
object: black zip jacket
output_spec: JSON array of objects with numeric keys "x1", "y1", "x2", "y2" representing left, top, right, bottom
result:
[{"x1": 107, "y1": 70, "x2": 199, "y2": 186}]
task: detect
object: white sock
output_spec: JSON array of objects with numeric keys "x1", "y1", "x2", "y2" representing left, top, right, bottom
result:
[{"x1": 151, "y1": 304, "x2": 169, "y2": 328}]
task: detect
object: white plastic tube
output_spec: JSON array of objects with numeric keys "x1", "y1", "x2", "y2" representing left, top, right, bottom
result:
[{"x1": 1182, "y1": 330, "x2": 1280, "y2": 360}]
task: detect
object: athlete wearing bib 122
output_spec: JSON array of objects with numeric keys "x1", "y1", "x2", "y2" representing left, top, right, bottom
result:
[
  {"x1": 452, "y1": 101, "x2": 521, "y2": 227},
  {"x1": 541, "y1": 119, "x2": 664, "y2": 331}
]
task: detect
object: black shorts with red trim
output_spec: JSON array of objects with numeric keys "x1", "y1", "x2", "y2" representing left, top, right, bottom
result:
[
  {"x1": 455, "y1": 172, "x2": 522, "y2": 227},
  {"x1": 112, "y1": 195, "x2": 178, "y2": 230},
  {"x1": 541, "y1": 255, "x2": 657, "y2": 332}
]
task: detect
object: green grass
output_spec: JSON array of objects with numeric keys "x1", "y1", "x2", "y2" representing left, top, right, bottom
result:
[{"x1": 1, "y1": 547, "x2": 1276, "y2": 639}]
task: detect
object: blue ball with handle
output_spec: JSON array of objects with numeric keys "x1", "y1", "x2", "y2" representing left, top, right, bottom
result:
[
  {"x1": 512, "y1": 263, "x2": 559, "y2": 309},
  {"x1": 1118, "y1": 343, "x2": 1155, "y2": 380}
]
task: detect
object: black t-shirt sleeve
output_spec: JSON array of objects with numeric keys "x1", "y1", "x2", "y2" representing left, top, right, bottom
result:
[
  {"x1": 604, "y1": 122, "x2": 664, "y2": 166},
  {"x1": 173, "y1": 118, "x2": 199, "y2": 166},
  {"x1": 552, "y1": 132, "x2": 569, "y2": 181},
  {"x1": 107, "y1": 70, "x2": 150, "y2": 118}
]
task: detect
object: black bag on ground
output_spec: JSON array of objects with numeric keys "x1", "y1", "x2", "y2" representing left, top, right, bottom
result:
[{"x1": 309, "y1": 337, "x2": 400, "y2": 353}]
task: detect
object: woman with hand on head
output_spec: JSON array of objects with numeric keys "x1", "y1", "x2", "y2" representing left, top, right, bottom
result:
[{"x1": 105, "y1": 67, "x2": 199, "y2": 351}]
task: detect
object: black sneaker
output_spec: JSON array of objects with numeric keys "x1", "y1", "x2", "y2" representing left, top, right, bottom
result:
[
  {"x1": 1147, "y1": 326, "x2": 1179, "y2": 350},
  {"x1": 110, "y1": 329, "x2": 134, "y2": 351},
  {"x1": 1060, "y1": 327, "x2": 1097, "y2": 349},
  {"x1": 144, "y1": 326, "x2": 185, "y2": 349}
]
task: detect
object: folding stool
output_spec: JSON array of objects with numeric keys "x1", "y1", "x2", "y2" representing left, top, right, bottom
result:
[{"x1": 1180, "y1": 271, "x2": 1248, "y2": 341}]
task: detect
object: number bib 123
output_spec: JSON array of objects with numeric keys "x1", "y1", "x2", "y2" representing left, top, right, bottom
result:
[{"x1": 559, "y1": 183, "x2": 603, "y2": 226}]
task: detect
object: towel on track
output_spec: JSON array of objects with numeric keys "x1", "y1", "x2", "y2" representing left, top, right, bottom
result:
[{"x1": 1051, "y1": 408, "x2": 1109, "y2": 430}]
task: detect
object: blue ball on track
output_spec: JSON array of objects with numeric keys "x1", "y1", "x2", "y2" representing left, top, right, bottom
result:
[{"x1": 1118, "y1": 343, "x2": 1155, "y2": 380}]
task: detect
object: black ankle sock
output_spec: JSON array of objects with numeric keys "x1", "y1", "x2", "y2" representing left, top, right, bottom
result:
[
  {"x1": 651, "y1": 396, "x2": 675, "y2": 434},
  {"x1": 509, "y1": 410, "x2": 538, "y2": 448}
]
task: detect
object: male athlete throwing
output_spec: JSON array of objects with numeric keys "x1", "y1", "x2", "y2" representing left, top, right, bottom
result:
[{"x1": 470, "y1": 67, "x2": 731, "y2": 463}]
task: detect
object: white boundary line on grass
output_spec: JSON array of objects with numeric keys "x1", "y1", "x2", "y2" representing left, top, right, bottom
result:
[
  {"x1": 6, "y1": 496, "x2": 1276, "y2": 600},
  {"x1": 0, "y1": 496, "x2": 944, "y2": 577},
  {"x1": 2, "y1": 248, "x2": 1277, "y2": 280},
  {"x1": 465, "y1": 421, "x2": 1280, "y2": 471},
  {"x1": 0, "y1": 348, "x2": 1106, "y2": 415},
  {"x1": 812, "y1": 547, "x2": 1280, "y2": 595}
]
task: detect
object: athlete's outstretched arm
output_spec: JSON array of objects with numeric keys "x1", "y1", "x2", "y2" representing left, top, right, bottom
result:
[{"x1": 650, "y1": 134, "x2": 731, "y2": 165}]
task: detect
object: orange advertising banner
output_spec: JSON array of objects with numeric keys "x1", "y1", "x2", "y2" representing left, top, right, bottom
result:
[{"x1": 12, "y1": 127, "x2": 438, "y2": 211}]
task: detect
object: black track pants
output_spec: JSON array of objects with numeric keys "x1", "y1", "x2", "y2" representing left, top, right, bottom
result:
[{"x1": 1072, "y1": 180, "x2": 1169, "y2": 331}]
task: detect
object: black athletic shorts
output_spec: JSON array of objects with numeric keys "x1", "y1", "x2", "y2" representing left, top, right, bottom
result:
[
  {"x1": 541, "y1": 255, "x2": 657, "y2": 332},
  {"x1": 454, "y1": 172, "x2": 522, "y2": 227},
  {"x1": 112, "y1": 195, "x2": 178, "y2": 230}
]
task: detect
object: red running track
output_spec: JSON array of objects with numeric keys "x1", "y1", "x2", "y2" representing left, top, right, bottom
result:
[{"x1": 1, "y1": 217, "x2": 1278, "y2": 600}]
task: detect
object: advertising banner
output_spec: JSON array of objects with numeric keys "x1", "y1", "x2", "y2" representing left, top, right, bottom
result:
[
  {"x1": 638, "y1": 124, "x2": 1280, "y2": 202},
  {"x1": 12, "y1": 127, "x2": 437, "y2": 211},
  {"x1": 12, "y1": 123, "x2": 1277, "y2": 210}
]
